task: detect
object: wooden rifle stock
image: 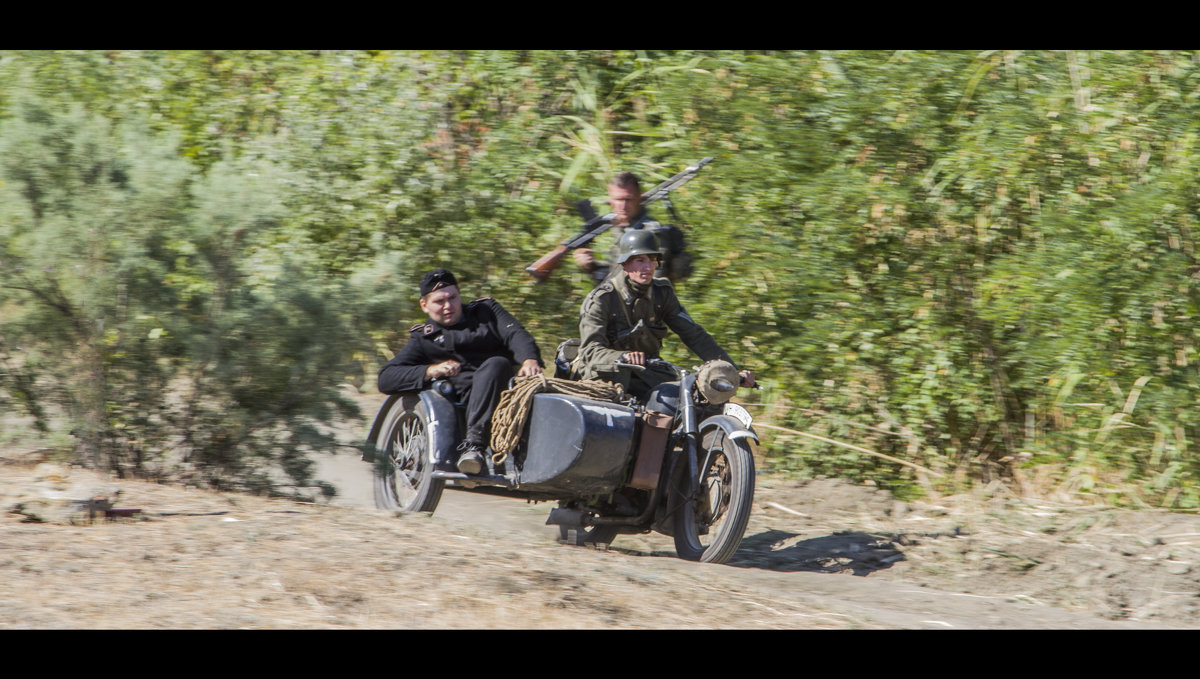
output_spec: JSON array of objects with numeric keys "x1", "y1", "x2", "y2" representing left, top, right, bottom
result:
[
  {"x1": 526, "y1": 211, "x2": 615, "y2": 281},
  {"x1": 525, "y1": 244, "x2": 570, "y2": 282}
]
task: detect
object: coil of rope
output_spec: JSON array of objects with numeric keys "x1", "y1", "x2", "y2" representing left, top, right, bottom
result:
[{"x1": 489, "y1": 375, "x2": 625, "y2": 464}]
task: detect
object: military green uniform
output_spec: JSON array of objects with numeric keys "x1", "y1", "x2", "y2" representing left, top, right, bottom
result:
[{"x1": 577, "y1": 272, "x2": 735, "y2": 397}]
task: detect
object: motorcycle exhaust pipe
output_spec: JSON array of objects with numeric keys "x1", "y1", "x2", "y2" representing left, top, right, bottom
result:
[{"x1": 547, "y1": 483, "x2": 666, "y2": 531}]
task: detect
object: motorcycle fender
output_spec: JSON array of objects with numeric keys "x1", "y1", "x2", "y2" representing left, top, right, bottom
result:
[
  {"x1": 363, "y1": 393, "x2": 414, "y2": 462},
  {"x1": 419, "y1": 390, "x2": 460, "y2": 467},
  {"x1": 699, "y1": 414, "x2": 759, "y2": 444}
]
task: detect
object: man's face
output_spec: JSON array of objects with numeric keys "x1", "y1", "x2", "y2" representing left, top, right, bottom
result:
[
  {"x1": 420, "y1": 285, "x2": 463, "y2": 326},
  {"x1": 608, "y1": 183, "x2": 641, "y2": 226},
  {"x1": 622, "y1": 254, "x2": 659, "y2": 286}
]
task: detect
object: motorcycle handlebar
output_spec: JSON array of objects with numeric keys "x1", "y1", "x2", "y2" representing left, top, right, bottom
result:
[
  {"x1": 615, "y1": 358, "x2": 761, "y2": 390},
  {"x1": 615, "y1": 357, "x2": 677, "y2": 373},
  {"x1": 615, "y1": 359, "x2": 759, "y2": 386}
]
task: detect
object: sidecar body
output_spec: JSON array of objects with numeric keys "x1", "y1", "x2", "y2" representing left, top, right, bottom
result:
[
  {"x1": 365, "y1": 385, "x2": 641, "y2": 511},
  {"x1": 519, "y1": 392, "x2": 638, "y2": 495}
]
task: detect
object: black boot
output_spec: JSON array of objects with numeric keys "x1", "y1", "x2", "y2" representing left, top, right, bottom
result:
[{"x1": 455, "y1": 439, "x2": 485, "y2": 475}]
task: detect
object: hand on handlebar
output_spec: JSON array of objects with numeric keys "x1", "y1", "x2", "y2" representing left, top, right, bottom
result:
[
  {"x1": 739, "y1": 370, "x2": 757, "y2": 389},
  {"x1": 620, "y1": 351, "x2": 646, "y2": 366}
]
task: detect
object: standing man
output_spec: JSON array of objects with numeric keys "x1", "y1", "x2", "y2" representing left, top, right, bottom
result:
[
  {"x1": 573, "y1": 171, "x2": 693, "y2": 286},
  {"x1": 378, "y1": 269, "x2": 543, "y2": 474},
  {"x1": 576, "y1": 230, "x2": 753, "y2": 399}
]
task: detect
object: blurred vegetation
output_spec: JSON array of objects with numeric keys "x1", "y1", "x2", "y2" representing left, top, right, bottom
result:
[{"x1": 3, "y1": 50, "x2": 1200, "y2": 506}]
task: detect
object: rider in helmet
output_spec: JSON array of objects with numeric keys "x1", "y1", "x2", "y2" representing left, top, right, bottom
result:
[
  {"x1": 616, "y1": 230, "x2": 659, "y2": 260},
  {"x1": 575, "y1": 230, "x2": 754, "y2": 399}
]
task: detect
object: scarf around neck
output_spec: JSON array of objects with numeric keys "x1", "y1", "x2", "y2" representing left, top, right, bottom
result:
[{"x1": 623, "y1": 274, "x2": 651, "y2": 299}]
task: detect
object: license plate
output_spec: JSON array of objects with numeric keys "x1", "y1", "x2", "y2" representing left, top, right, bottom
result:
[{"x1": 723, "y1": 402, "x2": 753, "y2": 429}]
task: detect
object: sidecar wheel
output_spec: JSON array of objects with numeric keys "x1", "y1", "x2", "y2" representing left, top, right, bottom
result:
[
  {"x1": 672, "y1": 429, "x2": 755, "y2": 563},
  {"x1": 373, "y1": 399, "x2": 444, "y2": 513},
  {"x1": 558, "y1": 524, "x2": 619, "y2": 548}
]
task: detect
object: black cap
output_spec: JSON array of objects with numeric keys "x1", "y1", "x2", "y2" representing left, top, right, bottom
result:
[{"x1": 420, "y1": 268, "x2": 458, "y2": 296}]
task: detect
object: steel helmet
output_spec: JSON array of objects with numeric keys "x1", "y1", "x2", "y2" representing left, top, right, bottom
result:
[{"x1": 616, "y1": 229, "x2": 662, "y2": 264}]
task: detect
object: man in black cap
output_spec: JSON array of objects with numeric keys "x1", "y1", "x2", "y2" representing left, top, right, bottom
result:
[{"x1": 378, "y1": 269, "x2": 544, "y2": 474}]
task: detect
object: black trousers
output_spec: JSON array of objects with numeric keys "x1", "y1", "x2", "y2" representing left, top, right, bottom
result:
[{"x1": 447, "y1": 356, "x2": 514, "y2": 445}]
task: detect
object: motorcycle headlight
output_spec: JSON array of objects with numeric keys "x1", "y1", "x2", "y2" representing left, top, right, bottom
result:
[{"x1": 697, "y1": 360, "x2": 739, "y2": 405}]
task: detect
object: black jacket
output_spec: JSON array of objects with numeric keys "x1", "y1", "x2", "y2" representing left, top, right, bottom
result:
[{"x1": 377, "y1": 298, "x2": 542, "y2": 394}]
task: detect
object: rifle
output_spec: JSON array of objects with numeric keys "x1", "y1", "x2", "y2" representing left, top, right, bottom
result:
[{"x1": 525, "y1": 157, "x2": 713, "y2": 281}]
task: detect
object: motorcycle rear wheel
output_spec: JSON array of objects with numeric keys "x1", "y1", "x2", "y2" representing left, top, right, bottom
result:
[
  {"x1": 373, "y1": 400, "x2": 444, "y2": 513},
  {"x1": 672, "y1": 429, "x2": 755, "y2": 563}
]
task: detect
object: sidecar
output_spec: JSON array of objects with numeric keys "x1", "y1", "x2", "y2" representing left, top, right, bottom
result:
[{"x1": 363, "y1": 382, "x2": 645, "y2": 513}]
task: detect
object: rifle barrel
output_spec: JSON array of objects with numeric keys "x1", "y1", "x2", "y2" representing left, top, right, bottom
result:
[{"x1": 641, "y1": 156, "x2": 713, "y2": 204}]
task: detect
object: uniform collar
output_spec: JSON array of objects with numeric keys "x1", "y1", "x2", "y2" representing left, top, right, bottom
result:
[
  {"x1": 416, "y1": 314, "x2": 465, "y2": 335},
  {"x1": 613, "y1": 272, "x2": 651, "y2": 304}
]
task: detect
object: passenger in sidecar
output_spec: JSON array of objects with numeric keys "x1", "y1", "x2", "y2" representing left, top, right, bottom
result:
[{"x1": 377, "y1": 268, "x2": 544, "y2": 475}]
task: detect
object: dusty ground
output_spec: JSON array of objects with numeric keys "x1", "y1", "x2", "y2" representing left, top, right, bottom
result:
[{"x1": 3, "y1": 390, "x2": 1200, "y2": 629}]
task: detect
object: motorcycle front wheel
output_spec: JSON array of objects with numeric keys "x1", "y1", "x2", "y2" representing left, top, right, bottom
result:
[
  {"x1": 373, "y1": 399, "x2": 444, "y2": 513},
  {"x1": 672, "y1": 429, "x2": 755, "y2": 563}
]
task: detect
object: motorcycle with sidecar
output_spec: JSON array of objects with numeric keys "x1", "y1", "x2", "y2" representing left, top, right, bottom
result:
[{"x1": 361, "y1": 354, "x2": 759, "y2": 564}]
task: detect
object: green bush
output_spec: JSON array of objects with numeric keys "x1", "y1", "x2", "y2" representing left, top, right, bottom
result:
[{"x1": 7, "y1": 50, "x2": 1200, "y2": 507}]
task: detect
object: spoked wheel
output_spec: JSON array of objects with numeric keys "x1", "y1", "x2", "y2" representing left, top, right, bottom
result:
[
  {"x1": 672, "y1": 428, "x2": 755, "y2": 563},
  {"x1": 557, "y1": 523, "x2": 619, "y2": 548},
  {"x1": 373, "y1": 401, "x2": 444, "y2": 513}
]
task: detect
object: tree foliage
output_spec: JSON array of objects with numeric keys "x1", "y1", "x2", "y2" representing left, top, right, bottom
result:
[{"x1": 5, "y1": 50, "x2": 1200, "y2": 506}]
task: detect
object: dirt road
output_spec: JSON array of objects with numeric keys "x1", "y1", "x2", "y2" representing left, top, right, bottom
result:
[{"x1": 3, "y1": 390, "x2": 1200, "y2": 629}]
